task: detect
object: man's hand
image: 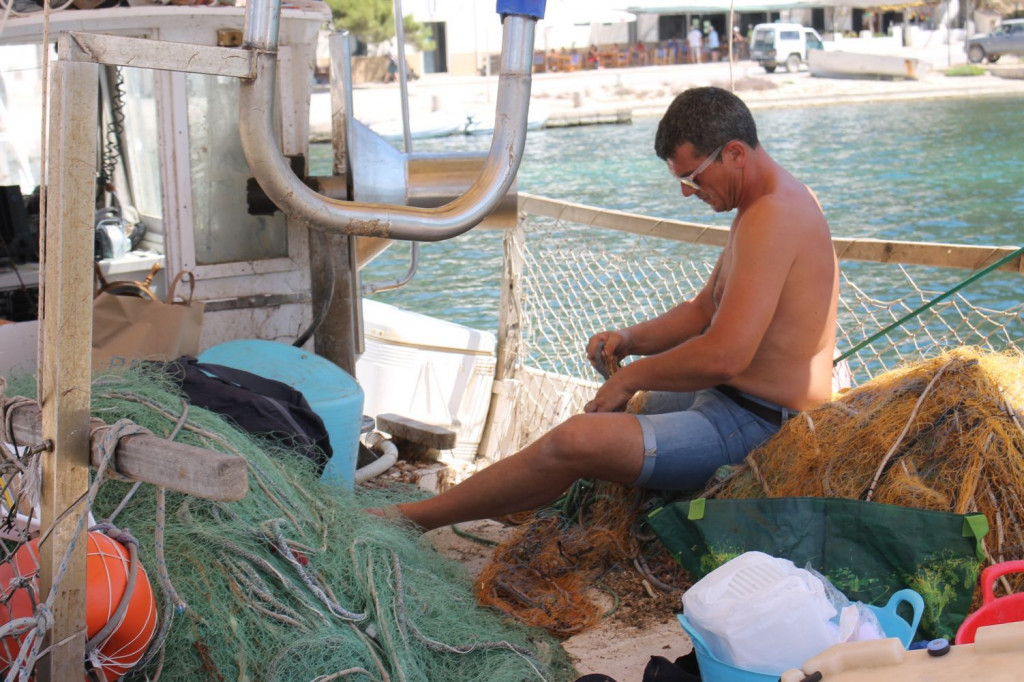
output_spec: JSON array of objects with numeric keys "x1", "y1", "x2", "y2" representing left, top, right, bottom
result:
[
  {"x1": 584, "y1": 371, "x2": 636, "y2": 413},
  {"x1": 586, "y1": 330, "x2": 632, "y2": 379}
]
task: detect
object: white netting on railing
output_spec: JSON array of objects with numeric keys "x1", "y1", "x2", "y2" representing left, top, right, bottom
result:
[{"x1": 489, "y1": 208, "x2": 1024, "y2": 458}]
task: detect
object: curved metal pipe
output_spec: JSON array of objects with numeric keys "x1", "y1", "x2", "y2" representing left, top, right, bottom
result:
[
  {"x1": 239, "y1": 12, "x2": 537, "y2": 242},
  {"x1": 242, "y1": 0, "x2": 280, "y2": 51}
]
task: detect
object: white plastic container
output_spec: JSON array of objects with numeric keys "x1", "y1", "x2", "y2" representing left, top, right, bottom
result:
[
  {"x1": 356, "y1": 300, "x2": 496, "y2": 462},
  {"x1": 682, "y1": 551, "x2": 839, "y2": 675}
]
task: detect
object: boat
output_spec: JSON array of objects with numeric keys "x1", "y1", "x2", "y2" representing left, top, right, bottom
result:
[
  {"x1": 464, "y1": 104, "x2": 550, "y2": 135},
  {"x1": 0, "y1": 0, "x2": 1022, "y2": 679},
  {"x1": 807, "y1": 48, "x2": 930, "y2": 80},
  {"x1": 366, "y1": 108, "x2": 470, "y2": 141}
]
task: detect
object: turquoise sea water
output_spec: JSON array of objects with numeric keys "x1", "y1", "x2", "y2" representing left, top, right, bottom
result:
[{"x1": 310, "y1": 94, "x2": 1024, "y2": 331}]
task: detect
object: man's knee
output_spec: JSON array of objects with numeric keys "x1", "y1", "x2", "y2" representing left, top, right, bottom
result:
[{"x1": 539, "y1": 415, "x2": 599, "y2": 473}]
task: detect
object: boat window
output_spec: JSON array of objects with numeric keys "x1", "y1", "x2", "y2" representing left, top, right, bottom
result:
[
  {"x1": 0, "y1": 44, "x2": 45, "y2": 194},
  {"x1": 186, "y1": 73, "x2": 288, "y2": 265},
  {"x1": 119, "y1": 67, "x2": 162, "y2": 224}
]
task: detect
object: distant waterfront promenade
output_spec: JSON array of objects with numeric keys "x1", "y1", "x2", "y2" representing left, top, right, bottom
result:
[{"x1": 328, "y1": 33, "x2": 1024, "y2": 136}]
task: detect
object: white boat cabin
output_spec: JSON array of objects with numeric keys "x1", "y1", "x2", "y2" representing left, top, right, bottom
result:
[{"x1": 0, "y1": 3, "x2": 330, "y2": 374}]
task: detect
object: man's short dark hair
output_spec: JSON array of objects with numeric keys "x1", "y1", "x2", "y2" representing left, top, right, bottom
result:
[{"x1": 654, "y1": 86, "x2": 760, "y2": 161}]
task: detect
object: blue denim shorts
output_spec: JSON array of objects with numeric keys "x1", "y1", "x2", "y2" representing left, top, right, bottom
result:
[{"x1": 631, "y1": 387, "x2": 789, "y2": 492}]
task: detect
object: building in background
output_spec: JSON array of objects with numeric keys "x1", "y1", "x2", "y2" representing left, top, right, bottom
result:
[{"x1": 368, "y1": 0, "x2": 969, "y2": 79}]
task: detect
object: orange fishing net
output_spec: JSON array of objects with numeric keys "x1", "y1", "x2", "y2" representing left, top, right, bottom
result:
[
  {"x1": 475, "y1": 347, "x2": 1024, "y2": 634},
  {"x1": 474, "y1": 481, "x2": 642, "y2": 636},
  {"x1": 474, "y1": 368, "x2": 685, "y2": 636},
  {"x1": 706, "y1": 346, "x2": 1024, "y2": 597}
]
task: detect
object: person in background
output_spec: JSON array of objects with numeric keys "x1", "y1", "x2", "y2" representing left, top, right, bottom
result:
[
  {"x1": 385, "y1": 47, "x2": 398, "y2": 83},
  {"x1": 731, "y1": 25, "x2": 747, "y2": 61},
  {"x1": 368, "y1": 87, "x2": 840, "y2": 532},
  {"x1": 687, "y1": 21, "x2": 704, "y2": 63},
  {"x1": 667, "y1": 35, "x2": 682, "y2": 63},
  {"x1": 588, "y1": 44, "x2": 601, "y2": 69},
  {"x1": 706, "y1": 23, "x2": 721, "y2": 61}
]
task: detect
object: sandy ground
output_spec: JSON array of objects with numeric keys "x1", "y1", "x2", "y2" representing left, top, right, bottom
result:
[{"x1": 424, "y1": 520, "x2": 689, "y2": 682}]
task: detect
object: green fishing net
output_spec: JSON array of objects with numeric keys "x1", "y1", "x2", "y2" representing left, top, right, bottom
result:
[{"x1": 6, "y1": 368, "x2": 574, "y2": 681}]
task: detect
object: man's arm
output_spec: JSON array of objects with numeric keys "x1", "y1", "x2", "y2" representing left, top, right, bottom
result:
[
  {"x1": 624, "y1": 260, "x2": 720, "y2": 356},
  {"x1": 586, "y1": 256, "x2": 721, "y2": 370},
  {"x1": 587, "y1": 198, "x2": 801, "y2": 411}
]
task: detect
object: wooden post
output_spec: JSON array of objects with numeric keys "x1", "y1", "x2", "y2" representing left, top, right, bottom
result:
[
  {"x1": 308, "y1": 31, "x2": 358, "y2": 376},
  {"x1": 36, "y1": 55, "x2": 97, "y2": 681},
  {"x1": 478, "y1": 221, "x2": 525, "y2": 460}
]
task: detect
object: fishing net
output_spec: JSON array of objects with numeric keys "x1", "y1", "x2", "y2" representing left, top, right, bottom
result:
[
  {"x1": 709, "y1": 346, "x2": 1024, "y2": 516},
  {"x1": 475, "y1": 363, "x2": 689, "y2": 637},
  {"x1": 474, "y1": 479, "x2": 689, "y2": 638},
  {"x1": 703, "y1": 346, "x2": 1024, "y2": 608},
  {"x1": 477, "y1": 200, "x2": 1022, "y2": 637},
  {"x1": 0, "y1": 368, "x2": 574, "y2": 681},
  {"x1": 495, "y1": 201, "x2": 1024, "y2": 458}
]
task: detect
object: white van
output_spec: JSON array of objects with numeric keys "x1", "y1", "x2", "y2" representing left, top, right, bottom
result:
[{"x1": 749, "y1": 23, "x2": 824, "y2": 73}]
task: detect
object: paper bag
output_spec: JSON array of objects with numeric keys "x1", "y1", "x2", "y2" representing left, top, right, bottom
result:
[{"x1": 92, "y1": 269, "x2": 205, "y2": 370}]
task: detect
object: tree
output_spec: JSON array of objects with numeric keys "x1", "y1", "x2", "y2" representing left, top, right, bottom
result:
[{"x1": 323, "y1": 0, "x2": 434, "y2": 52}]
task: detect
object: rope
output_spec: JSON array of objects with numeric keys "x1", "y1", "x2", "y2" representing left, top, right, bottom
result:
[
  {"x1": 450, "y1": 523, "x2": 499, "y2": 547},
  {"x1": 385, "y1": 547, "x2": 545, "y2": 680},
  {"x1": 861, "y1": 357, "x2": 957, "y2": 502},
  {"x1": 4, "y1": 420, "x2": 149, "y2": 680},
  {"x1": 836, "y1": 246, "x2": 1024, "y2": 364},
  {"x1": 266, "y1": 519, "x2": 367, "y2": 623}
]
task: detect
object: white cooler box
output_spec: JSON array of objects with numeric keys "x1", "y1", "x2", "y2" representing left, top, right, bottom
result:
[{"x1": 356, "y1": 300, "x2": 497, "y2": 462}]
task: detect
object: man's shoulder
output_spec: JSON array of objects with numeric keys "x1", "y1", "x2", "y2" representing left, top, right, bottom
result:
[{"x1": 739, "y1": 184, "x2": 829, "y2": 237}]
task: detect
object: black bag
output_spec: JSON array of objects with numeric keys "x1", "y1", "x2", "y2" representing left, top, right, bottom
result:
[{"x1": 161, "y1": 356, "x2": 333, "y2": 475}]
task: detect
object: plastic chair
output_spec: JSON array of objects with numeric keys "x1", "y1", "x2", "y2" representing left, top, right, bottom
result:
[
  {"x1": 955, "y1": 559, "x2": 1024, "y2": 644},
  {"x1": 532, "y1": 52, "x2": 546, "y2": 73}
]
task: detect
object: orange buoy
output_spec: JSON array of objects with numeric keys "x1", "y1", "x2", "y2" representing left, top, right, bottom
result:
[
  {"x1": 0, "y1": 543, "x2": 35, "y2": 673},
  {"x1": 0, "y1": 530, "x2": 158, "y2": 680}
]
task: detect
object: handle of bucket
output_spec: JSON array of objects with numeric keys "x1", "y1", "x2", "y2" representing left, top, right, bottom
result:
[
  {"x1": 676, "y1": 614, "x2": 714, "y2": 656},
  {"x1": 980, "y1": 560, "x2": 1024, "y2": 606},
  {"x1": 884, "y1": 589, "x2": 924, "y2": 641}
]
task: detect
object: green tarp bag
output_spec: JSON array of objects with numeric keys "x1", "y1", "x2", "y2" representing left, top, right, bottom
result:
[{"x1": 646, "y1": 496, "x2": 988, "y2": 640}]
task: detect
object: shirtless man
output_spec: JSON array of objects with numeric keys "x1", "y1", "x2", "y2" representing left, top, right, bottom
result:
[{"x1": 372, "y1": 87, "x2": 838, "y2": 531}]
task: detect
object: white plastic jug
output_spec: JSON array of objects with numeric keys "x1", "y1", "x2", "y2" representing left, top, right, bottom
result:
[{"x1": 682, "y1": 551, "x2": 839, "y2": 675}]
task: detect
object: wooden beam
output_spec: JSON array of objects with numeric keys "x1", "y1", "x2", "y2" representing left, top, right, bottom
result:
[
  {"x1": 831, "y1": 238, "x2": 1023, "y2": 273},
  {"x1": 37, "y1": 58, "x2": 97, "y2": 682},
  {"x1": 518, "y1": 193, "x2": 729, "y2": 248},
  {"x1": 6, "y1": 399, "x2": 249, "y2": 502},
  {"x1": 61, "y1": 31, "x2": 256, "y2": 79},
  {"x1": 517, "y1": 193, "x2": 1024, "y2": 275},
  {"x1": 376, "y1": 413, "x2": 456, "y2": 461}
]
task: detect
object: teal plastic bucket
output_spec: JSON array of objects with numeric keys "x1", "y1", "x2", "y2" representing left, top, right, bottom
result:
[
  {"x1": 199, "y1": 340, "x2": 364, "y2": 488},
  {"x1": 677, "y1": 589, "x2": 923, "y2": 682}
]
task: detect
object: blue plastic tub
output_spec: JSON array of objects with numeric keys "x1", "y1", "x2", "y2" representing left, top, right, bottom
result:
[
  {"x1": 199, "y1": 340, "x2": 364, "y2": 488},
  {"x1": 677, "y1": 588, "x2": 924, "y2": 682}
]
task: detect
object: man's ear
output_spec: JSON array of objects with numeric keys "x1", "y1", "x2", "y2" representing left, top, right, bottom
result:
[{"x1": 724, "y1": 140, "x2": 746, "y2": 167}]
